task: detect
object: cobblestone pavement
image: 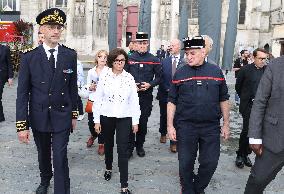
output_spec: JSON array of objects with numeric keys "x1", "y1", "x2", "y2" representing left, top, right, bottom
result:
[{"x1": 0, "y1": 71, "x2": 283, "y2": 194}]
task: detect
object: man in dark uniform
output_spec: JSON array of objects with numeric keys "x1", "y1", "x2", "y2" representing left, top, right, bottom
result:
[
  {"x1": 0, "y1": 44, "x2": 13, "y2": 122},
  {"x1": 235, "y1": 48, "x2": 268, "y2": 168},
  {"x1": 156, "y1": 45, "x2": 166, "y2": 61},
  {"x1": 125, "y1": 32, "x2": 161, "y2": 158},
  {"x1": 16, "y1": 8, "x2": 78, "y2": 194},
  {"x1": 167, "y1": 36, "x2": 230, "y2": 194}
]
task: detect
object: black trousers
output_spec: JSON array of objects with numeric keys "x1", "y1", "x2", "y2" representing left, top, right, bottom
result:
[
  {"x1": 101, "y1": 116, "x2": 131, "y2": 188},
  {"x1": 237, "y1": 105, "x2": 252, "y2": 157},
  {"x1": 33, "y1": 129, "x2": 70, "y2": 194},
  {"x1": 177, "y1": 121, "x2": 220, "y2": 194},
  {"x1": 244, "y1": 148, "x2": 284, "y2": 194},
  {"x1": 77, "y1": 94, "x2": 84, "y2": 115},
  {"x1": 88, "y1": 113, "x2": 104, "y2": 144},
  {"x1": 159, "y1": 100, "x2": 177, "y2": 145},
  {"x1": 129, "y1": 94, "x2": 152, "y2": 151},
  {"x1": 0, "y1": 78, "x2": 5, "y2": 121}
]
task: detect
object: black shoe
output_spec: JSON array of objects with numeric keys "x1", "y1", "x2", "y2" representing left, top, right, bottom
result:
[
  {"x1": 243, "y1": 155, "x2": 253, "y2": 167},
  {"x1": 121, "y1": 188, "x2": 132, "y2": 194},
  {"x1": 104, "y1": 170, "x2": 112, "y2": 181},
  {"x1": 0, "y1": 117, "x2": 5, "y2": 122},
  {"x1": 235, "y1": 155, "x2": 244, "y2": 168},
  {"x1": 128, "y1": 152, "x2": 133, "y2": 160},
  {"x1": 136, "y1": 147, "x2": 145, "y2": 157},
  {"x1": 36, "y1": 183, "x2": 49, "y2": 194}
]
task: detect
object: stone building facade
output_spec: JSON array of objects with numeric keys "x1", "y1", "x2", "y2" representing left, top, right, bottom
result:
[{"x1": 1, "y1": 0, "x2": 282, "y2": 60}]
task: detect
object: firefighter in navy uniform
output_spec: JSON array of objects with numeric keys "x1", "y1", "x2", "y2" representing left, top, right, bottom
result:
[
  {"x1": 124, "y1": 32, "x2": 161, "y2": 158},
  {"x1": 167, "y1": 36, "x2": 230, "y2": 194},
  {"x1": 16, "y1": 8, "x2": 78, "y2": 194}
]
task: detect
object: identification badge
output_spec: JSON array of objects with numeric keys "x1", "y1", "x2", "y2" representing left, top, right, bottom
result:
[
  {"x1": 139, "y1": 64, "x2": 143, "y2": 68},
  {"x1": 197, "y1": 80, "x2": 202, "y2": 85}
]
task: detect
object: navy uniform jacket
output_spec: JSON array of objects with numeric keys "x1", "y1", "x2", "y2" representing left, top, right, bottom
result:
[
  {"x1": 168, "y1": 62, "x2": 229, "y2": 124},
  {"x1": 0, "y1": 45, "x2": 14, "y2": 82},
  {"x1": 125, "y1": 51, "x2": 161, "y2": 94},
  {"x1": 16, "y1": 44, "x2": 78, "y2": 132},
  {"x1": 157, "y1": 56, "x2": 182, "y2": 103}
]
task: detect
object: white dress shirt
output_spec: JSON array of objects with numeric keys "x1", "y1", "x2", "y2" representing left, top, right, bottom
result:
[
  {"x1": 42, "y1": 43, "x2": 59, "y2": 67},
  {"x1": 92, "y1": 68, "x2": 141, "y2": 125},
  {"x1": 171, "y1": 54, "x2": 180, "y2": 68}
]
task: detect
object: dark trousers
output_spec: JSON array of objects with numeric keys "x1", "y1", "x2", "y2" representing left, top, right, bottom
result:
[
  {"x1": 77, "y1": 94, "x2": 84, "y2": 115},
  {"x1": 88, "y1": 113, "x2": 104, "y2": 144},
  {"x1": 177, "y1": 121, "x2": 220, "y2": 194},
  {"x1": 129, "y1": 94, "x2": 153, "y2": 151},
  {"x1": 244, "y1": 148, "x2": 284, "y2": 194},
  {"x1": 159, "y1": 100, "x2": 177, "y2": 145},
  {"x1": 33, "y1": 129, "x2": 70, "y2": 194},
  {"x1": 101, "y1": 116, "x2": 131, "y2": 188},
  {"x1": 0, "y1": 78, "x2": 5, "y2": 120},
  {"x1": 237, "y1": 106, "x2": 252, "y2": 157}
]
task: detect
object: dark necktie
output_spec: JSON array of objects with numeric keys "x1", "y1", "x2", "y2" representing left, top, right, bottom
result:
[
  {"x1": 172, "y1": 56, "x2": 177, "y2": 77},
  {"x1": 49, "y1": 49, "x2": 55, "y2": 73}
]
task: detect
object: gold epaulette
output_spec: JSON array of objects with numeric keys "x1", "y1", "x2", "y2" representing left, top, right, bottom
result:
[
  {"x1": 16, "y1": 120, "x2": 28, "y2": 132},
  {"x1": 72, "y1": 111, "x2": 79, "y2": 119},
  {"x1": 22, "y1": 47, "x2": 36, "y2": 54}
]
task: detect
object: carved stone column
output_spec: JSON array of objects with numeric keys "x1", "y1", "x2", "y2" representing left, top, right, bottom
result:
[
  {"x1": 170, "y1": 0, "x2": 179, "y2": 39},
  {"x1": 150, "y1": 0, "x2": 160, "y2": 53},
  {"x1": 66, "y1": 0, "x2": 75, "y2": 47}
]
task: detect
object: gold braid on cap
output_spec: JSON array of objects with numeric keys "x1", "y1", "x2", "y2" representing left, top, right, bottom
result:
[
  {"x1": 16, "y1": 120, "x2": 28, "y2": 132},
  {"x1": 40, "y1": 10, "x2": 64, "y2": 25}
]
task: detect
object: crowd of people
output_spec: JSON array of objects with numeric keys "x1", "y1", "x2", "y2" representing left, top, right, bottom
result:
[{"x1": 0, "y1": 7, "x2": 283, "y2": 194}]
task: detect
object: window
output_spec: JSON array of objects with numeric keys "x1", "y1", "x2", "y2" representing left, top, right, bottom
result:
[
  {"x1": 46, "y1": 0, "x2": 68, "y2": 8},
  {"x1": 239, "y1": 0, "x2": 246, "y2": 24},
  {"x1": 1, "y1": 0, "x2": 18, "y2": 11}
]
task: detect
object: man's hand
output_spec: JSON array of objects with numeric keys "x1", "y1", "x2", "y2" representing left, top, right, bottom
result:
[
  {"x1": 221, "y1": 124, "x2": 230, "y2": 140},
  {"x1": 72, "y1": 119, "x2": 77, "y2": 131},
  {"x1": 140, "y1": 82, "x2": 151, "y2": 91},
  {"x1": 94, "y1": 123, "x2": 101, "y2": 134},
  {"x1": 250, "y1": 144, "x2": 263, "y2": 156},
  {"x1": 8, "y1": 78, "x2": 13, "y2": 86},
  {"x1": 132, "y1": 125, "x2": 138, "y2": 133},
  {"x1": 18, "y1": 130, "x2": 30, "y2": 144},
  {"x1": 167, "y1": 125, "x2": 176, "y2": 141}
]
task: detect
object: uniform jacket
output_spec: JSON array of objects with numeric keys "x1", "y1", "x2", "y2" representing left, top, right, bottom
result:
[
  {"x1": 168, "y1": 62, "x2": 229, "y2": 123},
  {"x1": 249, "y1": 56, "x2": 284, "y2": 153},
  {"x1": 124, "y1": 51, "x2": 161, "y2": 95},
  {"x1": 157, "y1": 56, "x2": 182, "y2": 103},
  {"x1": 0, "y1": 45, "x2": 14, "y2": 82},
  {"x1": 16, "y1": 44, "x2": 77, "y2": 132},
  {"x1": 235, "y1": 63, "x2": 266, "y2": 115}
]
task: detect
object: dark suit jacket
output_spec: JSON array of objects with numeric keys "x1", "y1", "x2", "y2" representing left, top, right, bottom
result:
[
  {"x1": 235, "y1": 63, "x2": 265, "y2": 115},
  {"x1": 249, "y1": 57, "x2": 284, "y2": 153},
  {"x1": 157, "y1": 56, "x2": 182, "y2": 103},
  {"x1": 0, "y1": 45, "x2": 14, "y2": 82},
  {"x1": 16, "y1": 44, "x2": 77, "y2": 132}
]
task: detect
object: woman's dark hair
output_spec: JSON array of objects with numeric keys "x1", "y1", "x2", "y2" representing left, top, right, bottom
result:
[{"x1": 107, "y1": 48, "x2": 128, "y2": 68}]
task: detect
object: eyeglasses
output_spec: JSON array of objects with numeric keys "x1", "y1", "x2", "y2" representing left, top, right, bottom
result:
[
  {"x1": 114, "y1": 59, "x2": 126, "y2": 63},
  {"x1": 46, "y1": 25, "x2": 64, "y2": 31}
]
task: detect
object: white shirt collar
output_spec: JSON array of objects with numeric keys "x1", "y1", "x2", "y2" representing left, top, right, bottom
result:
[{"x1": 42, "y1": 43, "x2": 59, "y2": 54}]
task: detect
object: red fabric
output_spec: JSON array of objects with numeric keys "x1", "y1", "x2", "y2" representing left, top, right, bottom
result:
[{"x1": 172, "y1": 76, "x2": 225, "y2": 84}]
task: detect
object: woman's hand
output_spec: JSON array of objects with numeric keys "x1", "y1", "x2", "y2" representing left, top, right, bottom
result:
[
  {"x1": 132, "y1": 124, "x2": 138, "y2": 133},
  {"x1": 94, "y1": 123, "x2": 101, "y2": 134},
  {"x1": 89, "y1": 83, "x2": 97, "y2": 91}
]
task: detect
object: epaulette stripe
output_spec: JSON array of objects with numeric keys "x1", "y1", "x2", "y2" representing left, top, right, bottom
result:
[
  {"x1": 172, "y1": 76, "x2": 225, "y2": 84},
  {"x1": 128, "y1": 61, "x2": 160, "y2": 65}
]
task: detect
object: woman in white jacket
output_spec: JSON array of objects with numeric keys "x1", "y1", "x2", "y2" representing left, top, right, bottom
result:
[
  {"x1": 85, "y1": 50, "x2": 108, "y2": 156},
  {"x1": 93, "y1": 48, "x2": 140, "y2": 194}
]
